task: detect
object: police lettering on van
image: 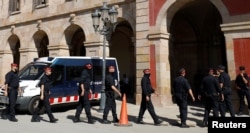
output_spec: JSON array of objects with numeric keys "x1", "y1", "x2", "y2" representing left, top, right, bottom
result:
[{"x1": 0, "y1": 56, "x2": 119, "y2": 114}]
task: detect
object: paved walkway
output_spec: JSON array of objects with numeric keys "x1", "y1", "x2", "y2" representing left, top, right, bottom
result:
[
  {"x1": 1, "y1": 97, "x2": 249, "y2": 133},
  {"x1": 91, "y1": 99, "x2": 202, "y2": 127},
  {"x1": 91, "y1": 97, "x2": 250, "y2": 128}
]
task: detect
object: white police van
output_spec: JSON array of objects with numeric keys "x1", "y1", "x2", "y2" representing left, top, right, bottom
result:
[{"x1": 0, "y1": 56, "x2": 119, "y2": 114}]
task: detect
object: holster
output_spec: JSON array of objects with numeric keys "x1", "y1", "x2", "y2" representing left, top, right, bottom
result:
[
  {"x1": 222, "y1": 87, "x2": 231, "y2": 95},
  {"x1": 7, "y1": 87, "x2": 17, "y2": 92},
  {"x1": 105, "y1": 91, "x2": 114, "y2": 98},
  {"x1": 7, "y1": 87, "x2": 12, "y2": 91},
  {"x1": 44, "y1": 90, "x2": 50, "y2": 95}
]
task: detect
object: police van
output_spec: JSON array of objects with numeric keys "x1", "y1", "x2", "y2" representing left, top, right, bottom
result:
[{"x1": 0, "y1": 56, "x2": 119, "y2": 114}]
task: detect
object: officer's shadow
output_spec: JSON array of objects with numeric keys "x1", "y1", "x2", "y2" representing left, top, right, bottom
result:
[
  {"x1": 35, "y1": 116, "x2": 55, "y2": 123},
  {"x1": 66, "y1": 115, "x2": 101, "y2": 123},
  {"x1": 38, "y1": 116, "x2": 49, "y2": 122},
  {"x1": 124, "y1": 115, "x2": 176, "y2": 126},
  {"x1": 158, "y1": 114, "x2": 203, "y2": 127}
]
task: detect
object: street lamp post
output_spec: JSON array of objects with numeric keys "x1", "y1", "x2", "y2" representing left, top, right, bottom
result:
[{"x1": 91, "y1": 2, "x2": 118, "y2": 113}]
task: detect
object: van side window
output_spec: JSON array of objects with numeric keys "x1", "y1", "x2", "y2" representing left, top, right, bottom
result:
[
  {"x1": 52, "y1": 65, "x2": 64, "y2": 84},
  {"x1": 19, "y1": 64, "x2": 45, "y2": 80},
  {"x1": 66, "y1": 66, "x2": 83, "y2": 81},
  {"x1": 92, "y1": 59, "x2": 103, "y2": 81}
]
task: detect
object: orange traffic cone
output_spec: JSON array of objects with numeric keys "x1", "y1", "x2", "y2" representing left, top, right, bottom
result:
[{"x1": 114, "y1": 93, "x2": 132, "y2": 126}]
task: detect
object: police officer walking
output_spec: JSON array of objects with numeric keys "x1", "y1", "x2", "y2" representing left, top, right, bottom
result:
[
  {"x1": 235, "y1": 66, "x2": 250, "y2": 115},
  {"x1": 102, "y1": 65, "x2": 121, "y2": 124},
  {"x1": 173, "y1": 68, "x2": 195, "y2": 128},
  {"x1": 217, "y1": 65, "x2": 235, "y2": 117},
  {"x1": 73, "y1": 63, "x2": 96, "y2": 124},
  {"x1": 136, "y1": 69, "x2": 163, "y2": 126},
  {"x1": 198, "y1": 68, "x2": 224, "y2": 127},
  {"x1": 2, "y1": 63, "x2": 20, "y2": 122},
  {"x1": 31, "y1": 66, "x2": 58, "y2": 123}
]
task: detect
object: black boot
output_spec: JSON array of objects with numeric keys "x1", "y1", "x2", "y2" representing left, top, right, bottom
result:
[
  {"x1": 112, "y1": 117, "x2": 119, "y2": 123},
  {"x1": 137, "y1": 117, "x2": 144, "y2": 124},
  {"x1": 50, "y1": 118, "x2": 58, "y2": 123},
  {"x1": 9, "y1": 117, "x2": 18, "y2": 122},
  {"x1": 180, "y1": 122, "x2": 189, "y2": 128},
  {"x1": 102, "y1": 115, "x2": 111, "y2": 124},
  {"x1": 87, "y1": 115, "x2": 96, "y2": 124},
  {"x1": 102, "y1": 119, "x2": 111, "y2": 124},
  {"x1": 88, "y1": 118, "x2": 96, "y2": 124},
  {"x1": 137, "y1": 119, "x2": 144, "y2": 124},
  {"x1": 102, "y1": 117, "x2": 111, "y2": 124},
  {"x1": 154, "y1": 119, "x2": 163, "y2": 126},
  {"x1": 31, "y1": 115, "x2": 40, "y2": 122},
  {"x1": 49, "y1": 115, "x2": 58, "y2": 123},
  {"x1": 73, "y1": 117, "x2": 80, "y2": 123}
]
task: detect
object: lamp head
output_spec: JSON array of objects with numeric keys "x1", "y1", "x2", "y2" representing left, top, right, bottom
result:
[{"x1": 91, "y1": 9, "x2": 101, "y2": 32}]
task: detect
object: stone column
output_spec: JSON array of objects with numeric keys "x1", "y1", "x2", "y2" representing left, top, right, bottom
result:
[
  {"x1": 84, "y1": 41, "x2": 110, "y2": 57},
  {"x1": 19, "y1": 48, "x2": 39, "y2": 68},
  {"x1": 0, "y1": 50, "x2": 13, "y2": 84},
  {"x1": 148, "y1": 33, "x2": 173, "y2": 106},
  {"x1": 48, "y1": 44, "x2": 70, "y2": 56},
  {"x1": 221, "y1": 21, "x2": 250, "y2": 114}
]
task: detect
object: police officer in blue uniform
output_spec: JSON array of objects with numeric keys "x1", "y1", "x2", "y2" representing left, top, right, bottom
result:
[
  {"x1": 173, "y1": 68, "x2": 195, "y2": 128},
  {"x1": 136, "y1": 69, "x2": 163, "y2": 126},
  {"x1": 217, "y1": 65, "x2": 235, "y2": 117},
  {"x1": 31, "y1": 66, "x2": 58, "y2": 123},
  {"x1": 2, "y1": 63, "x2": 20, "y2": 122},
  {"x1": 235, "y1": 66, "x2": 250, "y2": 115},
  {"x1": 73, "y1": 63, "x2": 95, "y2": 124},
  {"x1": 102, "y1": 65, "x2": 122, "y2": 124},
  {"x1": 198, "y1": 68, "x2": 224, "y2": 127}
]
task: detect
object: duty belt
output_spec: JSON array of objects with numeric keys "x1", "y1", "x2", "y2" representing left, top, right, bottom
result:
[{"x1": 8, "y1": 86, "x2": 18, "y2": 90}]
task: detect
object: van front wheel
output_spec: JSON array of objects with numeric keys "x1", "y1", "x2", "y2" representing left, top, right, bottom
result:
[{"x1": 28, "y1": 96, "x2": 45, "y2": 115}]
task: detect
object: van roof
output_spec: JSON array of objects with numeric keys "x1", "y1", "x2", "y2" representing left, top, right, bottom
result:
[{"x1": 34, "y1": 56, "x2": 117, "y2": 63}]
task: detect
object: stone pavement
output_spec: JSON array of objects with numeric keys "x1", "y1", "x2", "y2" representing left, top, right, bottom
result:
[
  {"x1": 88, "y1": 98, "x2": 250, "y2": 131},
  {"x1": 1, "y1": 97, "x2": 249, "y2": 133},
  {"x1": 91, "y1": 99, "x2": 203, "y2": 127}
]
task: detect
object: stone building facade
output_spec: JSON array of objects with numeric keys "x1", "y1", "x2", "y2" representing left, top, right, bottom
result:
[{"x1": 0, "y1": 0, "x2": 250, "y2": 111}]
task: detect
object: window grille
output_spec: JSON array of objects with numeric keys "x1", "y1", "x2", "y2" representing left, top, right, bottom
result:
[
  {"x1": 9, "y1": 0, "x2": 20, "y2": 13},
  {"x1": 33, "y1": 0, "x2": 48, "y2": 8}
]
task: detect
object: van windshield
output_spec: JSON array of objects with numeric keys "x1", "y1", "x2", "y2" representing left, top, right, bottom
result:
[{"x1": 19, "y1": 63, "x2": 47, "y2": 80}]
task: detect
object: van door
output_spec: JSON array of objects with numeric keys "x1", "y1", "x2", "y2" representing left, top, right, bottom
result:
[
  {"x1": 64, "y1": 66, "x2": 82, "y2": 97},
  {"x1": 91, "y1": 59, "x2": 103, "y2": 95}
]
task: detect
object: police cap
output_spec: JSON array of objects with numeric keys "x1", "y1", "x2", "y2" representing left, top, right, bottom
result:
[
  {"x1": 108, "y1": 65, "x2": 115, "y2": 69},
  {"x1": 179, "y1": 68, "x2": 186, "y2": 74},
  {"x1": 84, "y1": 63, "x2": 92, "y2": 68},
  {"x1": 143, "y1": 69, "x2": 150, "y2": 74},
  {"x1": 217, "y1": 65, "x2": 225, "y2": 70},
  {"x1": 44, "y1": 66, "x2": 52, "y2": 72},
  {"x1": 207, "y1": 67, "x2": 214, "y2": 73},
  {"x1": 11, "y1": 63, "x2": 18, "y2": 67},
  {"x1": 239, "y1": 66, "x2": 245, "y2": 71}
]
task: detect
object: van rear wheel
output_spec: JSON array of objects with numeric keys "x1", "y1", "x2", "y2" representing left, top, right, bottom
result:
[{"x1": 28, "y1": 96, "x2": 45, "y2": 115}]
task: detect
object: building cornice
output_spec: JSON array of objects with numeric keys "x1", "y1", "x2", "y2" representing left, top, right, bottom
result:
[
  {"x1": 147, "y1": 33, "x2": 170, "y2": 40},
  {"x1": 221, "y1": 21, "x2": 250, "y2": 33}
]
